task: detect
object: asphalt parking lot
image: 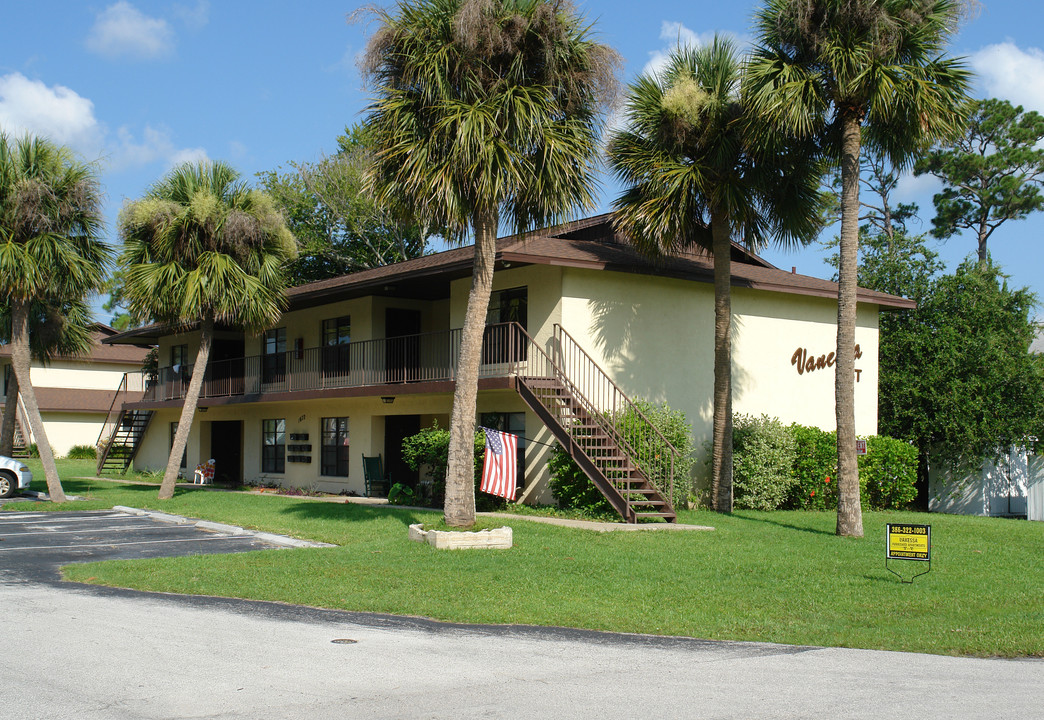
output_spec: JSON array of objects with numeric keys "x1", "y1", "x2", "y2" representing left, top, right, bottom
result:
[{"x1": 0, "y1": 508, "x2": 284, "y2": 583}]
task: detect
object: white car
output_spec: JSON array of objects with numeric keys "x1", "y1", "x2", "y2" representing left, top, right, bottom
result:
[{"x1": 0, "y1": 455, "x2": 32, "y2": 499}]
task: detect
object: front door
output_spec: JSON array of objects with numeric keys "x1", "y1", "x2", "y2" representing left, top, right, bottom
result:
[
  {"x1": 385, "y1": 309, "x2": 422, "y2": 383},
  {"x1": 384, "y1": 414, "x2": 421, "y2": 489},
  {"x1": 209, "y1": 421, "x2": 242, "y2": 485},
  {"x1": 210, "y1": 338, "x2": 245, "y2": 396}
]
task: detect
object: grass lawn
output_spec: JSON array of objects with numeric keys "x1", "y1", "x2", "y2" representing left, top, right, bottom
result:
[{"x1": 11, "y1": 460, "x2": 1044, "y2": 658}]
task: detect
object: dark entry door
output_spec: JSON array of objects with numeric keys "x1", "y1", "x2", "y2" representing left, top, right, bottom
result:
[
  {"x1": 385, "y1": 309, "x2": 422, "y2": 383},
  {"x1": 209, "y1": 338, "x2": 245, "y2": 396},
  {"x1": 384, "y1": 415, "x2": 421, "y2": 489},
  {"x1": 210, "y1": 421, "x2": 242, "y2": 485}
]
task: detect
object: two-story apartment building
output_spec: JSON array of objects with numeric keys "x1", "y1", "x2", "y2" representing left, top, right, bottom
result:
[
  {"x1": 102, "y1": 215, "x2": 910, "y2": 513},
  {"x1": 0, "y1": 324, "x2": 151, "y2": 456}
]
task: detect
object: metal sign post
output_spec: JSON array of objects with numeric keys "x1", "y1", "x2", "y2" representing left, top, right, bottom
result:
[{"x1": 885, "y1": 523, "x2": 931, "y2": 583}]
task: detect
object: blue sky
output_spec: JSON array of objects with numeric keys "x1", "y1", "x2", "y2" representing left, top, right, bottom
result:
[{"x1": 3, "y1": 1, "x2": 1044, "y2": 322}]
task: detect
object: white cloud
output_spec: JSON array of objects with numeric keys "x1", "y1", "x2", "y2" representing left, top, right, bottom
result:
[
  {"x1": 109, "y1": 124, "x2": 208, "y2": 171},
  {"x1": 173, "y1": 0, "x2": 210, "y2": 31},
  {"x1": 0, "y1": 73, "x2": 103, "y2": 156},
  {"x1": 893, "y1": 171, "x2": 942, "y2": 205},
  {"x1": 970, "y1": 42, "x2": 1044, "y2": 113},
  {"x1": 86, "y1": 2, "x2": 175, "y2": 60},
  {"x1": 641, "y1": 22, "x2": 751, "y2": 79}
]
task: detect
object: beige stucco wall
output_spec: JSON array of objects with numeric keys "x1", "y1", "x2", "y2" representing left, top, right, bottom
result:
[
  {"x1": 36, "y1": 413, "x2": 107, "y2": 457},
  {"x1": 560, "y1": 267, "x2": 880, "y2": 492},
  {"x1": 27, "y1": 360, "x2": 132, "y2": 390}
]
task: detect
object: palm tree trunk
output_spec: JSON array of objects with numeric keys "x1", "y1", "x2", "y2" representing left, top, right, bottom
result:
[
  {"x1": 10, "y1": 301, "x2": 66, "y2": 502},
  {"x1": 836, "y1": 114, "x2": 864, "y2": 538},
  {"x1": 159, "y1": 316, "x2": 214, "y2": 500},
  {"x1": 710, "y1": 207, "x2": 734, "y2": 513},
  {"x1": 1, "y1": 374, "x2": 19, "y2": 456},
  {"x1": 444, "y1": 211, "x2": 499, "y2": 528}
]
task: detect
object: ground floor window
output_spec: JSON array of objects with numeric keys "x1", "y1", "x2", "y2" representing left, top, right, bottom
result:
[
  {"x1": 480, "y1": 412, "x2": 526, "y2": 488},
  {"x1": 262, "y1": 419, "x2": 285, "y2": 473},
  {"x1": 321, "y1": 417, "x2": 350, "y2": 476},
  {"x1": 169, "y1": 421, "x2": 186, "y2": 469}
]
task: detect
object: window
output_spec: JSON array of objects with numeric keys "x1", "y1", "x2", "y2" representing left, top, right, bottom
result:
[
  {"x1": 321, "y1": 417, "x2": 350, "y2": 476},
  {"x1": 261, "y1": 419, "x2": 285, "y2": 473},
  {"x1": 170, "y1": 344, "x2": 189, "y2": 369},
  {"x1": 169, "y1": 422, "x2": 186, "y2": 469},
  {"x1": 3, "y1": 364, "x2": 10, "y2": 396},
  {"x1": 321, "y1": 316, "x2": 351, "y2": 377},
  {"x1": 484, "y1": 287, "x2": 528, "y2": 363},
  {"x1": 262, "y1": 328, "x2": 286, "y2": 385},
  {"x1": 480, "y1": 412, "x2": 526, "y2": 488}
]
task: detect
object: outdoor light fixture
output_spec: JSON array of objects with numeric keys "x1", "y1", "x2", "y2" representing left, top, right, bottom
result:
[
  {"x1": 198, "y1": 406, "x2": 209, "y2": 413},
  {"x1": 381, "y1": 396, "x2": 395, "y2": 404}
]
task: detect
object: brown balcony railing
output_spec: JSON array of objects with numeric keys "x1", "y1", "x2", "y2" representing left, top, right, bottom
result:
[{"x1": 138, "y1": 323, "x2": 529, "y2": 402}]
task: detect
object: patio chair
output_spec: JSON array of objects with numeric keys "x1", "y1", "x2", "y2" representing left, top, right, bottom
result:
[
  {"x1": 361, "y1": 454, "x2": 388, "y2": 497},
  {"x1": 193, "y1": 459, "x2": 216, "y2": 485}
]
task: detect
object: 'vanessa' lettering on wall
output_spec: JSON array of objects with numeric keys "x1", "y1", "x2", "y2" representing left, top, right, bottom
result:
[{"x1": 791, "y1": 345, "x2": 863, "y2": 381}]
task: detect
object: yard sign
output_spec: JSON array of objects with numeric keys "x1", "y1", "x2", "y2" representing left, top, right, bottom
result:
[{"x1": 885, "y1": 523, "x2": 931, "y2": 583}]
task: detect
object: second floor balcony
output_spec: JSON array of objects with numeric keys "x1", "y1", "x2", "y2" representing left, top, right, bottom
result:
[{"x1": 127, "y1": 323, "x2": 532, "y2": 406}]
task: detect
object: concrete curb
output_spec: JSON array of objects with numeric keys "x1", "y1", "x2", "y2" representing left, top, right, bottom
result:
[
  {"x1": 22, "y1": 490, "x2": 85, "y2": 502},
  {"x1": 110, "y1": 506, "x2": 335, "y2": 548}
]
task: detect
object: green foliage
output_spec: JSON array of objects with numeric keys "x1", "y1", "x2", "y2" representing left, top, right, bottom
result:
[
  {"x1": 387, "y1": 482, "x2": 414, "y2": 505},
  {"x1": 25, "y1": 443, "x2": 39, "y2": 458},
  {"x1": 731, "y1": 414, "x2": 797, "y2": 510},
  {"x1": 549, "y1": 401, "x2": 695, "y2": 515},
  {"x1": 65, "y1": 444, "x2": 97, "y2": 460},
  {"x1": 881, "y1": 261, "x2": 1044, "y2": 465},
  {"x1": 257, "y1": 125, "x2": 430, "y2": 286},
  {"x1": 788, "y1": 424, "x2": 839, "y2": 510},
  {"x1": 401, "y1": 423, "x2": 503, "y2": 512},
  {"x1": 726, "y1": 422, "x2": 917, "y2": 511},
  {"x1": 915, "y1": 98, "x2": 1044, "y2": 262},
  {"x1": 860, "y1": 435, "x2": 918, "y2": 510},
  {"x1": 118, "y1": 160, "x2": 297, "y2": 332}
]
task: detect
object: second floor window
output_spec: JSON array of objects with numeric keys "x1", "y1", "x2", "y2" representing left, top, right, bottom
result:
[
  {"x1": 170, "y1": 343, "x2": 189, "y2": 370},
  {"x1": 484, "y1": 287, "x2": 528, "y2": 363}
]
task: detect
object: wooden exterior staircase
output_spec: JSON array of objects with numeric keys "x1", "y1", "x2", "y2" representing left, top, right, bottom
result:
[{"x1": 498, "y1": 323, "x2": 679, "y2": 523}]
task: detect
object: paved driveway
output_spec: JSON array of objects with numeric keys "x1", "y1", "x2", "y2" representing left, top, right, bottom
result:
[
  {"x1": 1, "y1": 509, "x2": 1041, "y2": 719},
  {"x1": 0, "y1": 509, "x2": 283, "y2": 582}
]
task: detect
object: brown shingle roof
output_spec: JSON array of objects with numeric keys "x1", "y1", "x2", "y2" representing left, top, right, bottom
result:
[
  {"x1": 0, "y1": 325, "x2": 151, "y2": 363},
  {"x1": 105, "y1": 214, "x2": 913, "y2": 344}
]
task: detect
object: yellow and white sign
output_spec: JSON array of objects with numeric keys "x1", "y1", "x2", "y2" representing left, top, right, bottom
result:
[{"x1": 886, "y1": 524, "x2": 931, "y2": 561}]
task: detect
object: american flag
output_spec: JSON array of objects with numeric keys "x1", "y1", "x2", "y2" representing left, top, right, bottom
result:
[{"x1": 480, "y1": 427, "x2": 518, "y2": 500}]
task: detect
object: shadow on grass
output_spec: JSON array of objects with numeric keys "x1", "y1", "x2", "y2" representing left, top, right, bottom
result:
[
  {"x1": 729, "y1": 512, "x2": 837, "y2": 537},
  {"x1": 274, "y1": 499, "x2": 436, "y2": 528}
]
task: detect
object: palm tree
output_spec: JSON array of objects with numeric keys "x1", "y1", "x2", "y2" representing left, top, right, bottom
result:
[
  {"x1": 607, "y1": 38, "x2": 824, "y2": 513},
  {"x1": 746, "y1": 0, "x2": 971, "y2": 536},
  {"x1": 0, "y1": 297, "x2": 95, "y2": 456},
  {"x1": 119, "y1": 161, "x2": 296, "y2": 500},
  {"x1": 362, "y1": 0, "x2": 618, "y2": 527},
  {"x1": 0, "y1": 133, "x2": 110, "y2": 502}
]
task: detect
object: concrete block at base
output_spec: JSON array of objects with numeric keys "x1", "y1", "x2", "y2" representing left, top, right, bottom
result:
[{"x1": 408, "y1": 523, "x2": 512, "y2": 550}]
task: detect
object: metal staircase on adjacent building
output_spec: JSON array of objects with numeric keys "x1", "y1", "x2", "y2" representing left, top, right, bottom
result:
[{"x1": 97, "y1": 409, "x2": 154, "y2": 475}]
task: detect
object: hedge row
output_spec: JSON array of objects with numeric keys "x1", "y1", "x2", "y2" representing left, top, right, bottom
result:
[{"x1": 733, "y1": 414, "x2": 917, "y2": 511}]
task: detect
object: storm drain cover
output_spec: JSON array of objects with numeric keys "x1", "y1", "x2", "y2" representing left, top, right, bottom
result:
[{"x1": 331, "y1": 638, "x2": 358, "y2": 644}]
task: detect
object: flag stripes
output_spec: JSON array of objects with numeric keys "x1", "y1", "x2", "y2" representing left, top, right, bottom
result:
[{"x1": 480, "y1": 427, "x2": 518, "y2": 500}]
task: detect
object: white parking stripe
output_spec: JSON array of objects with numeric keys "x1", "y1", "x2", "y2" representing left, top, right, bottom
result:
[
  {"x1": 0, "y1": 514, "x2": 140, "y2": 525},
  {"x1": 0, "y1": 536, "x2": 258, "y2": 552},
  {"x1": 1, "y1": 525, "x2": 200, "y2": 537}
]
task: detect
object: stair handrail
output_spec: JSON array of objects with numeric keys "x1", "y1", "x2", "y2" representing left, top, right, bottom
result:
[
  {"x1": 96, "y1": 372, "x2": 129, "y2": 455},
  {"x1": 551, "y1": 324, "x2": 681, "y2": 509},
  {"x1": 505, "y1": 322, "x2": 679, "y2": 508}
]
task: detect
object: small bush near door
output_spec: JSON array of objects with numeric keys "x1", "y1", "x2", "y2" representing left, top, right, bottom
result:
[{"x1": 400, "y1": 423, "x2": 505, "y2": 511}]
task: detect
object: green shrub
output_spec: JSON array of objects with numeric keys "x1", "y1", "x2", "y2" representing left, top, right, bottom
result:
[
  {"x1": 26, "y1": 443, "x2": 39, "y2": 458},
  {"x1": 66, "y1": 444, "x2": 98, "y2": 460},
  {"x1": 788, "y1": 424, "x2": 839, "y2": 510},
  {"x1": 860, "y1": 435, "x2": 918, "y2": 509},
  {"x1": 731, "y1": 414, "x2": 797, "y2": 510},
  {"x1": 387, "y1": 482, "x2": 415, "y2": 505},
  {"x1": 549, "y1": 400, "x2": 695, "y2": 514},
  {"x1": 401, "y1": 423, "x2": 504, "y2": 512}
]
